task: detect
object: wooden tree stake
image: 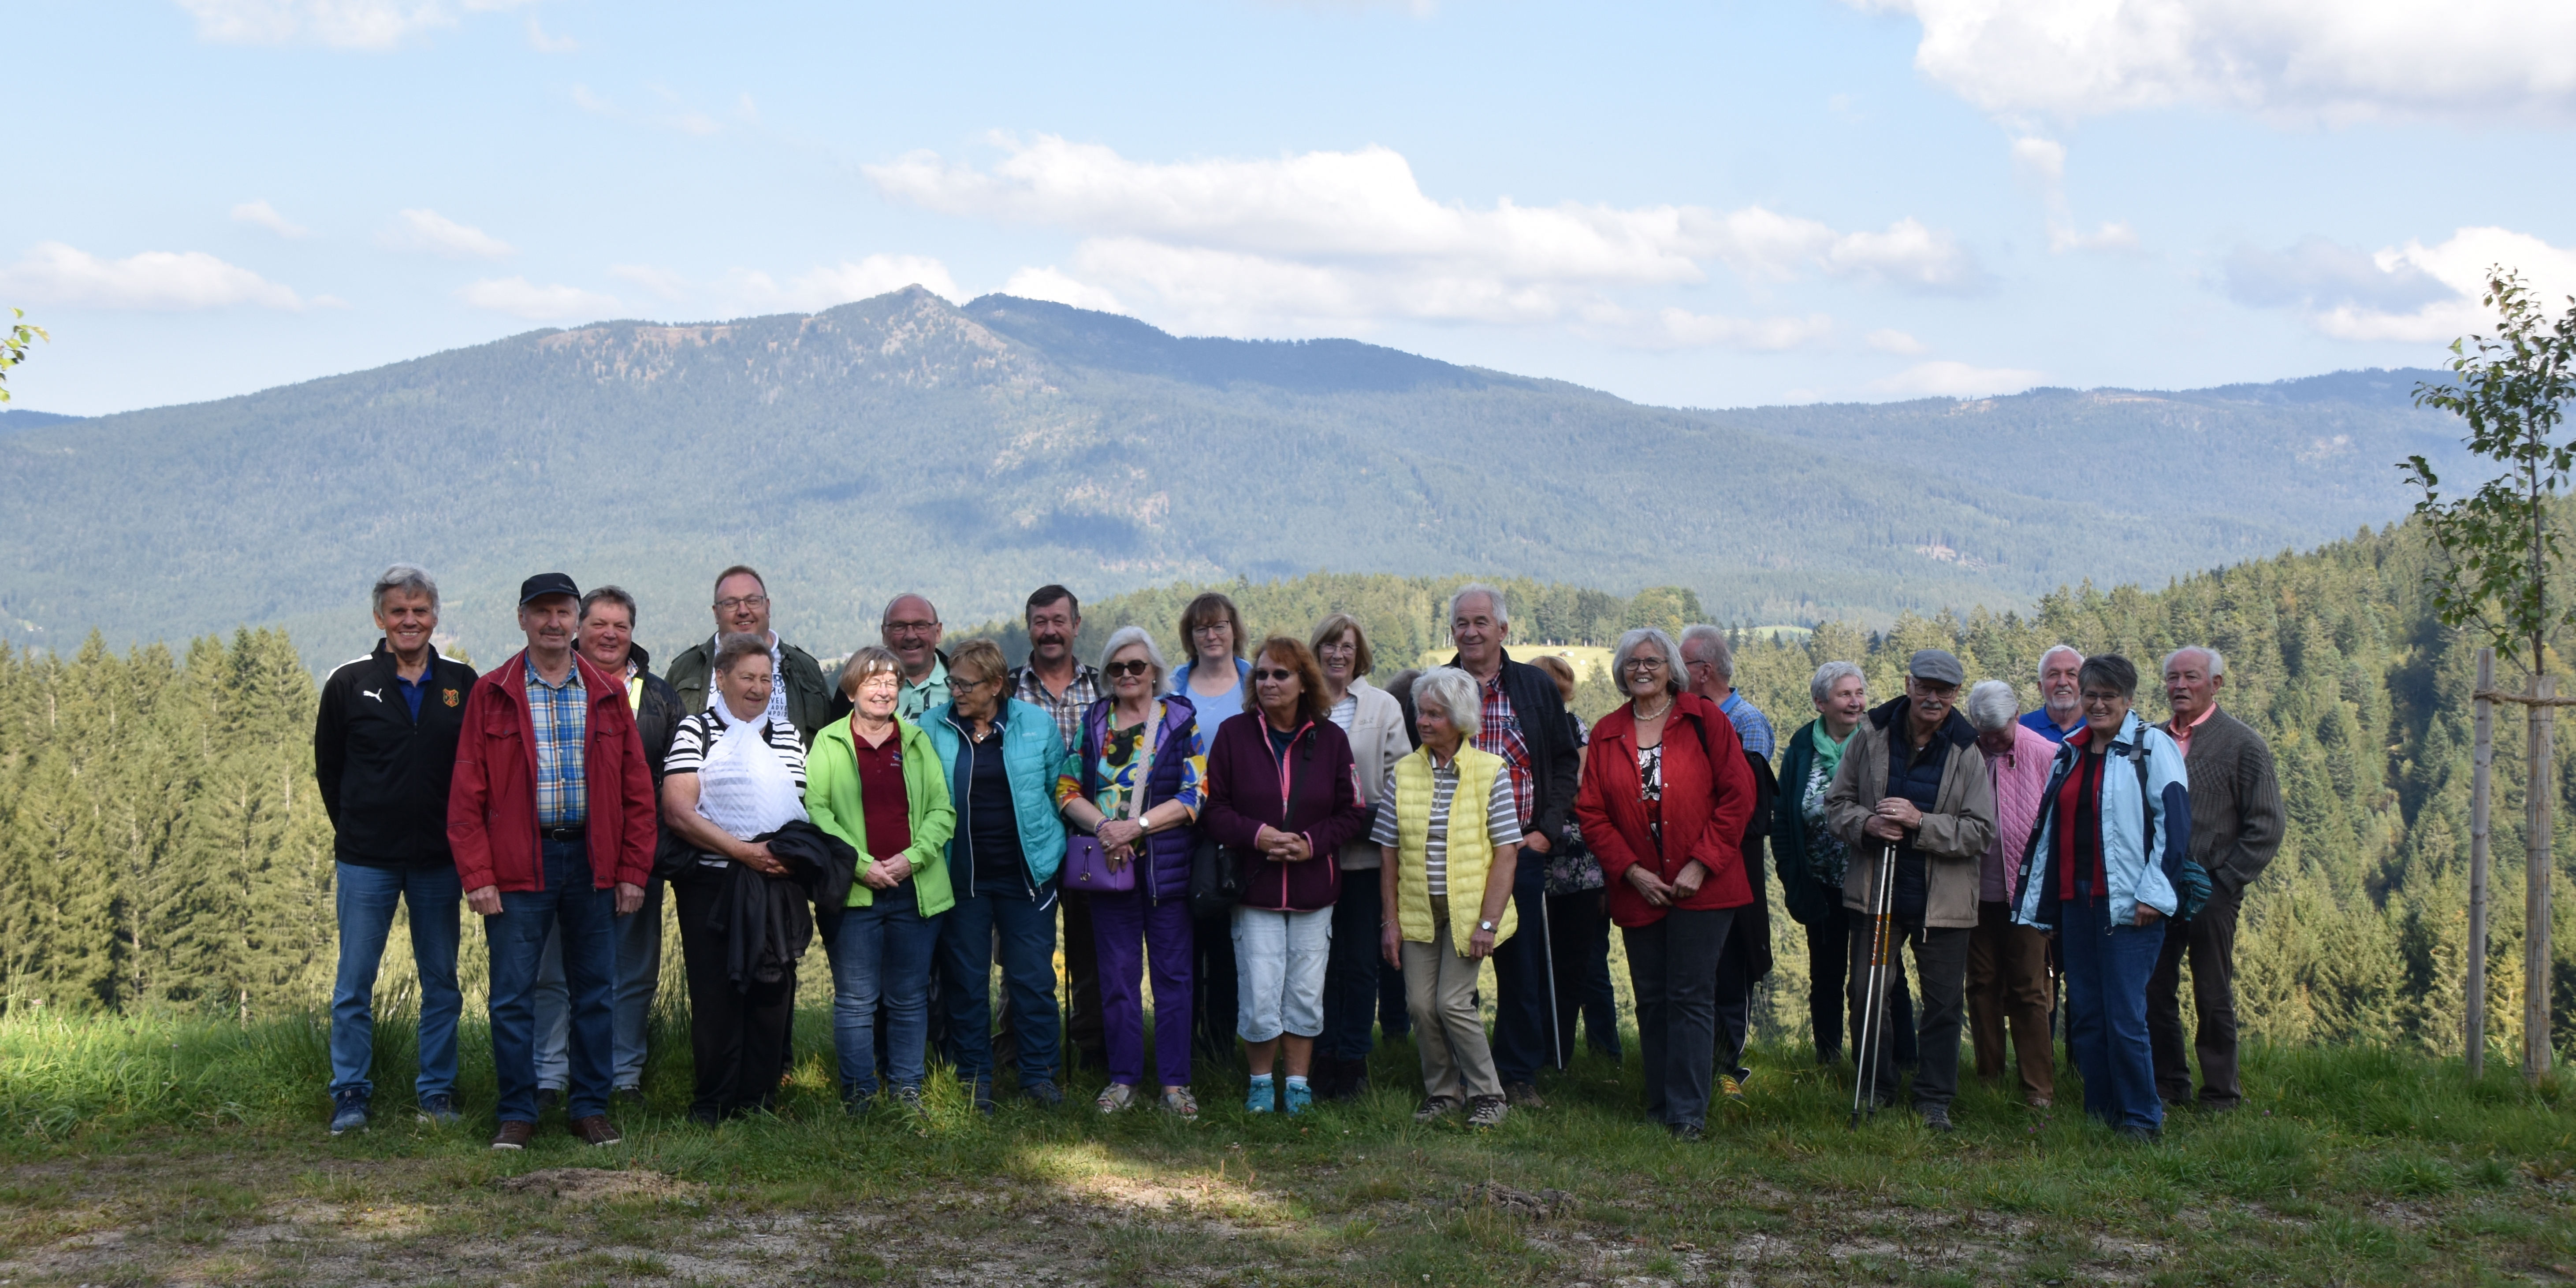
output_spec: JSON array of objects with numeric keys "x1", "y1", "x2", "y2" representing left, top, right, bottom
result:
[
  {"x1": 2529, "y1": 673, "x2": 2557, "y2": 1084},
  {"x1": 2470, "y1": 648, "x2": 2493, "y2": 1078}
]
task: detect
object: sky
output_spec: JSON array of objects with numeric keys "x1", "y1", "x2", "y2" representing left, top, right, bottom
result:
[{"x1": 5, "y1": 0, "x2": 2575, "y2": 417}]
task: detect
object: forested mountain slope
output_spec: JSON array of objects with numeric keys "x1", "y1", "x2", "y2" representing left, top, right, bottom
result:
[
  {"x1": 0, "y1": 286, "x2": 2464, "y2": 668},
  {"x1": 7, "y1": 524, "x2": 2567, "y2": 1066}
]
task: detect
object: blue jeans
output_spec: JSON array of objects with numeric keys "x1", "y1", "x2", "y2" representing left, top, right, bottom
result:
[
  {"x1": 2061, "y1": 885, "x2": 2165, "y2": 1134},
  {"x1": 487, "y1": 840, "x2": 617, "y2": 1123},
  {"x1": 1488, "y1": 857, "x2": 1553, "y2": 1084},
  {"x1": 938, "y1": 891, "x2": 1060, "y2": 1085},
  {"x1": 329, "y1": 862, "x2": 463, "y2": 1100},
  {"x1": 826, "y1": 893, "x2": 942, "y2": 1098},
  {"x1": 534, "y1": 877, "x2": 662, "y2": 1090}
]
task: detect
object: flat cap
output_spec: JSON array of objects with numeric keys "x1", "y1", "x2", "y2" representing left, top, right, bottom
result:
[{"x1": 1908, "y1": 648, "x2": 1965, "y2": 686}]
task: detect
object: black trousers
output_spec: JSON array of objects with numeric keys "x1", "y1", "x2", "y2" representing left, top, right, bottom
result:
[
  {"x1": 1626, "y1": 907, "x2": 1735, "y2": 1130},
  {"x1": 1848, "y1": 916, "x2": 1966, "y2": 1109},
  {"x1": 1545, "y1": 891, "x2": 1620, "y2": 1063},
  {"x1": 1811, "y1": 902, "x2": 1915, "y2": 1065},
  {"x1": 2148, "y1": 891, "x2": 2242, "y2": 1107},
  {"x1": 1192, "y1": 907, "x2": 1240, "y2": 1067},
  {"x1": 674, "y1": 873, "x2": 796, "y2": 1121},
  {"x1": 1061, "y1": 891, "x2": 1106, "y2": 1071}
]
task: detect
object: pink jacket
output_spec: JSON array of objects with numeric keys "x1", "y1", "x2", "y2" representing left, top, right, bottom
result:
[{"x1": 1982, "y1": 722, "x2": 2058, "y2": 904}]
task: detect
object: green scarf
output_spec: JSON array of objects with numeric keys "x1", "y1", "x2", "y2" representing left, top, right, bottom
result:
[{"x1": 1811, "y1": 717, "x2": 1855, "y2": 782}]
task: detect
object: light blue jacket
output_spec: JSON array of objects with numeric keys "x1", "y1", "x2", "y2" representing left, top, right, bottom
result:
[
  {"x1": 2012, "y1": 710, "x2": 2192, "y2": 929},
  {"x1": 923, "y1": 695, "x2": 1070, "y2": 895}
]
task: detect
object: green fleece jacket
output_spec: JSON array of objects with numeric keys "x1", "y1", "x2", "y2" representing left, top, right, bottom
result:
[{"x1": 804, "y1": 715, "x2": 958, "y2": 915}]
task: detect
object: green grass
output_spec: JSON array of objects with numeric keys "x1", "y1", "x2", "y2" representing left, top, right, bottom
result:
[{"x1": 2, "y1": 1006, "x2": 2572, "y2": 1286}]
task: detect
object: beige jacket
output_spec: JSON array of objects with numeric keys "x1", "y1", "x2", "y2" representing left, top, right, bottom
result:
[{"x1": 1823, "y1": 695, "x2": 1998, "y2": 929}]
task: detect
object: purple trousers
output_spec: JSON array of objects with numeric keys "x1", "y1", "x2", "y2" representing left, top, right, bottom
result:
[{"x1": 1093, "y1": 889, "x2": 1196, "y2": 1088}]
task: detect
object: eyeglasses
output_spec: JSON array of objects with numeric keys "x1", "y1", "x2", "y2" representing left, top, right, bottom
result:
[
  {"x1": 1105, "y1": 660, "x2": 1152, "y2": 678},
  {"x1": 1253, "y1": 668, "x2": 1297, "y2": 682},
  {"x1": 1625, "y1": 657, "x2": 1667, "y2": 672},
  {"x1": 883, "y1": 619, "x2": 939, "y2": 635},
  {"x1": 714, "y1": 595, "x2": 769, "y2": 612},
  {"x1": 2080, "y1": 690, "x2": 2127, "y2": 707},
  {"x1": 1191, "y1": 624, "x2": 1232, "y2": 638},
  {"x1": 949, "y1": 674, "x2": 994, "y2": 692}
]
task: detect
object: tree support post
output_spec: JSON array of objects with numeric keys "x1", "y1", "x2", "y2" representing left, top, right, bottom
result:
[
  {"x1": 2529, "y1": 673, "x2": 2556, "y2": 1084},
  {"x1": 2470, "y1": 648, "x2": 2493, "y2": 1079}
]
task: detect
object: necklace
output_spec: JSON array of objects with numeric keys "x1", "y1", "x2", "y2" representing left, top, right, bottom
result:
[{"x1": 1632, "y1": 695, "x2": 1674, "y2": 723}]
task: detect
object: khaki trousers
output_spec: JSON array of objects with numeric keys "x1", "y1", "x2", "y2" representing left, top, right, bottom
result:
[
  {"x1": 1402, "y1": 898, "x2": 1501, "y2": 1103},
  {"x1": 1966, "y1": 898, "x2": 2056, "y2": 1102}
]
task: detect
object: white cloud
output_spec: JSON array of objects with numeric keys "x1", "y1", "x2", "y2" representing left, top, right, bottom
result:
[
  {"x1": 2228, "y1": 226, "x2": 2576, "y2": 343},
  {"x1": 723, "y1": 256, "x2": 964, "y2": 313},
  {"x1": 379, "y1": 208, "x2": 514, "y2": 260},
  {"x1": 231, "y1": 199, "x2": 308, "y2": 239},
  {"x1": 869, "y1": 134, "x2": 1980, "y2": 331},
  {"x1": 1870, "y1": 360, "x2": 2044, "y2": 397},
  {"x1": 2049, "y1": 220, "x2": 2142, "y2": 254},
  {"x1": 1646, "y1": 308, "x2": 1836, "y2": 352},
  {"x1": 0, "y1": 241, "x2": 305, "y2": 310},
  {"x1": 1004, "y1": 267, "x2": 1125, "y2": 314},
  {"x1": 175, "y1": 0, "x2": 532, "y2": 50},
  {"x1": 525, "y1": 16, "x2": 576, "y2": 52},
  {"x1": 455, "y1": 277, "x2": 618, "y2": 320},
  {"x1": 1858, "y1": 0, "x2": 2576, "y2": 126},
  {"x1": 1865, "y1": 327, "x2": 1926, "y2": 355},
  {"x1": 607, "y1": 264, "x2": 690, "y2": 301},
  {"x1": 2009, "y1": 137, "x2": 2065, "y2": 191}
]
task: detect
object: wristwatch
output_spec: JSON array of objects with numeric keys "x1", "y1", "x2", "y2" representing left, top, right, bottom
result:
[{"x1": 1478, "y1": 919, "x2": 1496, "y2": 932}]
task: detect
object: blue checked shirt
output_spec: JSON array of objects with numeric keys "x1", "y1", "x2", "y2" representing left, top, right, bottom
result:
[{"x1": 524, "y1": 656, "x2": 589, "y2": 828}]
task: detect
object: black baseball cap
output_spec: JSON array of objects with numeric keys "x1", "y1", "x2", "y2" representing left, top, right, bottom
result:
[{"x1": 519, "y1": 572, "x2": 580, "y2": 605}]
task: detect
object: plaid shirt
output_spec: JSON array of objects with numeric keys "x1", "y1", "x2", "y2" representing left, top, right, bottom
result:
[
  {"x1": 1013, "y1": 662, "x2": 1102, "y2": 754},
  {"x1": 1473, "y1": 668, "x2": 1534, "y2": 831},
  {"x1": 524, "y1": 656, "x2": 589, "y2": 828}
]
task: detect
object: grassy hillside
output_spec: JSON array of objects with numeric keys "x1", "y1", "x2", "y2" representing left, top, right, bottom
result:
[{"x1": 0, "y1": 286, "x2": 2466, "y2": 670}]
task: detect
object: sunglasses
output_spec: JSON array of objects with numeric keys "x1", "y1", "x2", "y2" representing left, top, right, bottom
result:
[
  {"x1": 1106, "y1": 659, "x2": 1152, "y2": 678},
  {"x1": 1253, "y1": 668, "x2": 1298, "y2": 682}
]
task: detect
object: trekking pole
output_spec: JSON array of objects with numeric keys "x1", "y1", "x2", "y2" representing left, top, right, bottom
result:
[
  {"x1": 1848, "y1": 843, "x2": 1897, "y2": 1129},
  {"x1": 1541, "y1": 892, "x2": 1564, "y2": 1070}
]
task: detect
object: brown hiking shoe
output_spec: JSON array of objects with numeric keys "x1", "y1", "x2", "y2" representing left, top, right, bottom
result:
[
  {"x1": 569, "y1": 1115, "x2": 623, "y2": 1147},
  {"x1": 489, "y1": 1120, "x2": 535, "y2": 1151},
  {"x1": 1502, "y1": 1081, "x2": 1546, "y2": 1109}
]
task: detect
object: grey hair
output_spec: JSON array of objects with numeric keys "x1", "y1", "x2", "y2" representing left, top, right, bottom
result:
[
  {"x1": 2161, "y1": 645, "x2": 2227, "y2": 678},
  {"x1": 1411, "y1": 666, "x2": 1483, "y2": 742},
  {"x1": 2036, "y1": 644, "x2": 2084, "y2": 679},
  {"x1": 1966, "y1": 679, "x2": 2020, "y2": 732},
  {"x1": 1678, "y1": 623, "x2": 1733, "y2": 680},
  {"x1": 713, "y1": 631, "x2": 773, "y2": 675},
  {"x1": 1098, "y1": 624, "x2": 1172, "y2": 694},
  {"x1": 879, "y1": 591, "x2": 940, "y2": 625},
  {"x1": 839, "y1": 645, "x2": 902, "y2": 696},
  {"x1": 1611, "y1": 627, "x2": 1686, "y2": 697},
  {"x1": 371, "y1": 563, "x2": 439, "y2": 615},
  {"x1": 1447, "y1": 583, "x2": 1510, "y2": 629},
  {"x1": 1809, "y1": 660, "x2": 1864, "y2": 707},
  {"x1": 580, "y1": 584, "x2": 637, "y2": 627}
]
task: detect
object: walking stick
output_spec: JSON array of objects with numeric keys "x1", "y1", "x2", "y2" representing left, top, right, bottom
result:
[
  {"x1": 1848, "y1": 843, "x2": 1897, "y2": 1129},
  {"x1": 1541, "y1": 890, "x2": 1564, "y2": 1070}
]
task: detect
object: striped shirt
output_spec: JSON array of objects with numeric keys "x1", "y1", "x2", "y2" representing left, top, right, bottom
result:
[
  {"x1": 664, "y1": 711, "x2": 808, "y2": 787},
  {"x1": 1013, "y1": 663, "x2": 1103, "y2": 756},
  {"x1": 524, "y1": 657, "x2": 588, "y2": 828},
  {"x1": 1472, "y1": 670, "x2": 1534, "y2": 830},
  {"x1": 1370, "y1": 753, "x2": 1523, "y2": 898}
]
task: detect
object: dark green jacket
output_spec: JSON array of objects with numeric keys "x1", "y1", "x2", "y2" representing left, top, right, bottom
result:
[
  {"x1": 1772, "y1": 718, "x2": 1839, "y2": 927},
  {"x1": 663, "y1": 634, "x2": 835, "y2": 744}
]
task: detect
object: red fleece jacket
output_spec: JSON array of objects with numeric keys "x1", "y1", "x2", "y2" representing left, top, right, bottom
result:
[
  {"x1": 1575, "y1": 692, "x2": 1757, "y2": 928},
  {"x1": 447, "y1": 649, "x2": 656, "y2": 893}
]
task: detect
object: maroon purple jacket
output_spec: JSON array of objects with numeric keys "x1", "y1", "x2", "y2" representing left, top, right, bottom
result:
[{"x1": 1199, "y1": 710, "x2": 1370, "y2": 911}]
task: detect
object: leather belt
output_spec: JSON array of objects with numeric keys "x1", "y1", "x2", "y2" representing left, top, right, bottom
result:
[{"x1": 539, "y1": 826, "x2": 586, "y2": 843}]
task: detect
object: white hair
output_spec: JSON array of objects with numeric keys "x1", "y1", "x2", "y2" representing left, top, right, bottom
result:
[
  {"x1": 1966, "y1": 679, "x2": 2020, "y2": 731},
  {"x1": 1447, "y1": 583, "x2": 1510, "y2": 630},
  {"x1": 2036, "y1": 644, "x2": 2083, "y2": 679},
  {"x1": 1612, "y1": 628, "x2": 1685, "y2": 696},
  {"x1": 1679, "y1": 624, "x2": 1733, "y2": 680},
  {"x1": 372, "y1": 563, "x2": 439, "y2": 615},
  {"x1": 1098, "y1": 624, "x2": 1172, "y2": 694},
  {"x1": 1809, "y1": 660, "x2": 1863, "y2": 708},
  {"x1": 2161, "y1": 645, "x2": 2227, "y2": 678},
  {"x1": 1411, "y1": 666, "x2": 1483, "y2": 742}
]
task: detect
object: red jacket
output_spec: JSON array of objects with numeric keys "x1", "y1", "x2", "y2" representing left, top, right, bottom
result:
[
  {"x1": 1576, "y1": 692, "x2": 1756, "y2": 927},
  {"x1": 447, "y1": 649, "x2": 656, "y2": 893}
]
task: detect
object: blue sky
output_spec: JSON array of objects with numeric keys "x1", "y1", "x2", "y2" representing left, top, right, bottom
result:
[{"x1": 6, "y1": 0, "x2": 2573, "y2": 416}]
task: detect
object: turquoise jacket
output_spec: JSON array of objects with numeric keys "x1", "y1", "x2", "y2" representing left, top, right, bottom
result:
[{"x1": 922, "y1": 695, "x2": 1069, "y2": 894}]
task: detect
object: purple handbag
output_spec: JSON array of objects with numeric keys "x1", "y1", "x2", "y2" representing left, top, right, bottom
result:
[{"x1": 1063, "y1": 833, "x2": 1136, "y2": 892}]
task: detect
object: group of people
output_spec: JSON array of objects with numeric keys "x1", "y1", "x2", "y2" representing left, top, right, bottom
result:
[{"x1": 313, "y1": 564, "x2": 2281, "y2": 1149}]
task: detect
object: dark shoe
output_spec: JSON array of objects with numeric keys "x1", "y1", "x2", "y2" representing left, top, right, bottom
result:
[
  {"x1": 1669, "y1": 1122, "x2": 1705, "y2": 1142},
  {"x1": 489, "y1": 1120, "x2": 536, "y2": 1150},
  {"x1": 329, "y1": 1089, "x2": 369, "y2": 1136},
  {"x1": 1919, "y1": 1104, "x2": 1955, "y2": 1133},
  {"x1": 1502, "y1": 1081, "x2": 1546, "y2": 1110},
  {"x1": 686, "y1": 1109, "x2": 722, "y2": 1129},
  {"x1": 892, "y1": 1085, "x2": 927, "y2": 1117},
  {"x1": 1414, "y1": 1095, "x2": 1461, "y2": 1123},
  {"x1": 2119, "y1": 1125, "x2": 2164, "y2": 1143},
  {"x1": 536, "y1": 1087, "x2": 562, "y2": 1112},
  {"x1": 1816, "y1": 1047, "x2": 1843, "y2": 1067},
  {"x1": 569, "y1": 1115, "x2": 623, "y2": 1147},
  {"x1": 614, "y1": 1085, "x2": 646, "y2": 1108},
  {"x1": 972, "y1": 1078, "x2": 996, "y2": 1116},
  {"x1": 414, "y1": 1093, "x2": 462, "y2": 1126},
  {"x1": 1467, "y1": 1095, "x2": 1509, "y2": 1129},
  {"x1": 1021, "y1": 1079, "x2": 1064, "y2": 1108}
]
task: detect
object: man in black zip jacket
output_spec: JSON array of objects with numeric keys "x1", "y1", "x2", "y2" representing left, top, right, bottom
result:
[{"x1": 313, "y1": 564, "x2": 479, "y2": 1136}]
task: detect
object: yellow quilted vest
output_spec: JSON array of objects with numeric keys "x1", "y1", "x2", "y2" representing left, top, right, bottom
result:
[{"x1": 1393, "y1": 745, "x2": 1519, "y2": 954}]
